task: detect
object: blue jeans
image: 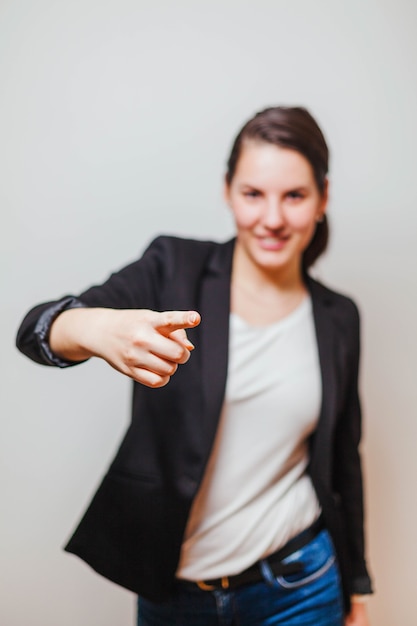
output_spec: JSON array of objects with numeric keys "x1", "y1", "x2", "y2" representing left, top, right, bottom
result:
[{"x1": 137, "y1": 530, "x2": 344, "y2": 625}]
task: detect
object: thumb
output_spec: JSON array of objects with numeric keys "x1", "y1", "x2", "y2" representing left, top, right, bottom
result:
[{"x1": 170, "y1": 328, "x2": 195, "y2": 351}]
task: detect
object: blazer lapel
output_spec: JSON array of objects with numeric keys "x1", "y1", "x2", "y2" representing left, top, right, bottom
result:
[
  {"x1": 198, "y1": 239, "x2": 234, "y2": 450},
  {"x1": 307, "y1": 277, "x2": 340, "y2": 482}
]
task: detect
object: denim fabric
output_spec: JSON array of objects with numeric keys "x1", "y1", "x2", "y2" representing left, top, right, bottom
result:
[{"x1": 137, "y1": 530, "x2": 344, "y2": 626}]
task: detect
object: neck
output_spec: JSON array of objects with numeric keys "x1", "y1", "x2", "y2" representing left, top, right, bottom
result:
[
  {"x1": 231, "y1": 243, "x2": 306, "y2": 294},
  {"x1": 230, "y1": 245, "x2": 308, "y2": 325}
]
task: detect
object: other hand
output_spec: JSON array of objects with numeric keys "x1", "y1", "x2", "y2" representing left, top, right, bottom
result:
[{"x1": 345, "y1": 600, "x2": 370, "y2": 626}]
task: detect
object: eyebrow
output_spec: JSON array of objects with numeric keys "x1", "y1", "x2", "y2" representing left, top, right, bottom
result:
[
  {"x1": 285, "y1": 186, "x2": 310, "y2": 193},
  {"x1": 238, "y1": 183, "x2": 311, "y2": 193}
]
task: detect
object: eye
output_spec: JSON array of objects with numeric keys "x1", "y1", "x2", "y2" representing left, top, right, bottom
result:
[
  {"x1": 243, "y1": 189, "x2": 261, "y2": 198},
  {"x1": 286, "y1": 190, "x2": 304, "y2": 201}
]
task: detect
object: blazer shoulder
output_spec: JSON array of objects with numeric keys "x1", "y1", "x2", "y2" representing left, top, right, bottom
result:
[
  {"x1": 145, "y1": 235, "x2": 233, "y2": 275},
  {"x1": 307, "y1": 276, "x2": 361, "y2": 328},
  {"x1": 148, "y1": 234, "x2": 220, "y2": 254}
]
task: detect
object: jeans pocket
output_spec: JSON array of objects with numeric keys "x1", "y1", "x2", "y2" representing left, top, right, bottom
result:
[{"x1": 275, "y1": 530, "x2": 338, "y2": 590}]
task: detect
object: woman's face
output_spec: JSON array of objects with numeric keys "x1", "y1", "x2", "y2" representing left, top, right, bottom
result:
[{"x1": 225, "y1": 141, "x2": 328, "y2": 278}]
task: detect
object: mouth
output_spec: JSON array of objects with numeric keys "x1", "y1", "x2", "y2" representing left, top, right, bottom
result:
[{"x1": 257, "y1": 234, "x2": 290, "y2": 251}]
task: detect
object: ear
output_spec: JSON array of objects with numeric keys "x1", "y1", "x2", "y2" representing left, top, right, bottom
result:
[
  {"x1": 223, "y1": 175, "x2": 231, "y2": 207},
  {"x1": 317, "y1": 178, "x2": 329, "y2": 220}
]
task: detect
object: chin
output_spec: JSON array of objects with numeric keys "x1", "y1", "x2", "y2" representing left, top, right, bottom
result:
[{"x1": 253, "y1": 253, "x2": 292, "y2": 272}]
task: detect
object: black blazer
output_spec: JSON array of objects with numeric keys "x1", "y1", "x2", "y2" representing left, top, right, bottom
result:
[{"x1": 16, "y1": 235, "x2": 373, "y2": 611}]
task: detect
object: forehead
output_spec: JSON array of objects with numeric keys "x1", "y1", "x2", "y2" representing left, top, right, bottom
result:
[{"x1": 234, "y1": 141, "x2": 314, "y2": 187}]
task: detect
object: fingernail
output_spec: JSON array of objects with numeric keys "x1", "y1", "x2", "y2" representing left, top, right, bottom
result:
[
  {"x1": 185, "y1": 340, "x2": 195, "y2": 351},
  {"x1": 189, "y1": 312, "x2": 199, "y2": 324}
]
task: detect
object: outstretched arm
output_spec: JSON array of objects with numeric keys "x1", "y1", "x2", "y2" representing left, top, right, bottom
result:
[{"x1": 49, "y1": 307, "x2": 201, "y2": 387}]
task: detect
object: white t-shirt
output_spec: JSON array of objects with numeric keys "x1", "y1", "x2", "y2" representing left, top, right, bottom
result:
[{"x1": 177, "y1": 297, "x2": 322, "y2": 581}]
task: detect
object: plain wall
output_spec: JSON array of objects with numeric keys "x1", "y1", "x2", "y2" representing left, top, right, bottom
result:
[{"x1": 1, "y1": 1, "x2": 416, "y2": 624}]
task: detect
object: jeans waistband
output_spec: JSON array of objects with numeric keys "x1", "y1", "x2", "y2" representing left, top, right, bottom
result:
[{"x1": 178, "y1": 516, "x2": 325, "y2": 592}]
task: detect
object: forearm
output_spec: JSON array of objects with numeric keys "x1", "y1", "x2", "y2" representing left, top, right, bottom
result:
[{"x1": 49, "y1": 307, "x2": 113, "y2": 362}]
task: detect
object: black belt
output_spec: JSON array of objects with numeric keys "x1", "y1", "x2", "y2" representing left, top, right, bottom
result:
[{"x1": 179, "y1": 517, "x2": 324, "y2": 592}]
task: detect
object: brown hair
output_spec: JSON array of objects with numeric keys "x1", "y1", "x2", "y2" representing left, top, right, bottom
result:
[{"x1": 226, "y1": 106, "x2": 329, "y2": 269}]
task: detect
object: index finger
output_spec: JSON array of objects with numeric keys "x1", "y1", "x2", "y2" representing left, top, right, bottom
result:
[{"x1": 154, "y1": 310, "x2": 201, "y2": 335}]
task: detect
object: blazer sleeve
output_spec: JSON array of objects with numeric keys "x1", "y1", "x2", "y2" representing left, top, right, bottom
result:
[
  {"x1": 15, "y1": 236, "x2": 170, "y2": 367},
  {"x1": 333, "y1": 301, "x2": 373, "y2": 595}
]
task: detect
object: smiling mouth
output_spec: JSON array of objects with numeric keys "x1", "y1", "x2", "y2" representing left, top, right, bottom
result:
[{"x1": 257, "y1": 235, "x2": 290, "y2": 250}]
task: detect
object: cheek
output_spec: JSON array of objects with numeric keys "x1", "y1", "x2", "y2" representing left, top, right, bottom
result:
[
  {"x1": 230, "y1": 203, "x2": 258, "y2": 230},
  {"x1": 293, "y1": 218, "x2": 318, "y2": 252},
  {"x1": 287, "y1": 208, "x2": 318, "y2": 233}
]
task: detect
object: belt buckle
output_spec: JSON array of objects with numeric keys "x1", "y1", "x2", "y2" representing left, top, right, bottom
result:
[
  {"x1": 221, "y1": 576, "x2": 230, "y2": 589},
  {"x1": 196, "y1": 576, "x2": 230, "y2": 591}
]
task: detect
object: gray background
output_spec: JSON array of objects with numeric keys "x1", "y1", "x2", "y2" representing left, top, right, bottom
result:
[{"x1": 1, "y1": 1, "x2": 416, "y2": 624}]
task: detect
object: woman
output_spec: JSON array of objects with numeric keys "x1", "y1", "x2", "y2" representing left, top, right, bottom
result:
[{"x1": 16, "y1": 107, "x2": 373, "y2": 625}]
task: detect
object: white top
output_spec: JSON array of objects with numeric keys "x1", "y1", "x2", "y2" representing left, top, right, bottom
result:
[{"x1": 176, "y1": 297, "x2": 322, "y2": 581}]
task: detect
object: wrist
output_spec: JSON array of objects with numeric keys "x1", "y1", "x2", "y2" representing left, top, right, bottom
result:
[
  {"x1": 79, "y1": 307, "x2": 116, "y2": 359},
  {"x1": 50, "y1": 307, "x2": 109, "y2": 361},
  {"x1": 351, "y1": 594, "x2": 369, "y2": 604}
]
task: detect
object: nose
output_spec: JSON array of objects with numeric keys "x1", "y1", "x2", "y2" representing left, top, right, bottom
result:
[{"x1": 263, "y1": 197, "x2": 285, "y2": 229}]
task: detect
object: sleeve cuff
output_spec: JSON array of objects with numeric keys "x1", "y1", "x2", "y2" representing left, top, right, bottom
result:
[
  {"x1": 350, "y1": 574, "x2": 374, "y2": 595},
  {"x1": 35, "y1": 297, "x2": 87, "y2": 367}
]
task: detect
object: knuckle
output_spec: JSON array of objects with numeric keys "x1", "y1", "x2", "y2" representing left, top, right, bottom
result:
[
  {"x1": 150, "y1": 375, "x2": 170, "y2": 388},
  {"x1": 130, "y1": 328, "x2": 154, "y2": 351},
  {"x1": 164, "y1": 311, "x2": 176, "y2": 326},
  {"x1": 167, "y1": 362, "x2": 178, "y2": 376},
  {"x1": 123, "y1": 346, "x2": 137, "y2": 366},
  {"x1": 173, "y1": 346, "x2": 185, "y2": 361},
  {"x1": 147, "y1": 377, "x2": 162, "y2": 388},
  {"x1": 130, "y1": 326, "x2": 147, "y2": 344}
]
